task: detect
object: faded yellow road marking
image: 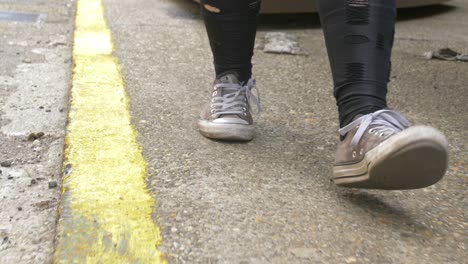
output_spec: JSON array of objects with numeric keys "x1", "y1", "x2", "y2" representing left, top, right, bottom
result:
[{"x1": 54, "y1": 0, "x2": 165, "y2": 262}]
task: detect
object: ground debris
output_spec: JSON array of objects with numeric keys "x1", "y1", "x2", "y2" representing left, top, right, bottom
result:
[
  {"x1": 1, "y1": 160, "x2": 12, "y2": 167},
  {"x1": 263, "y1": 32, "x2": 301, "y2": 55},
  {"x1": 32, "y1": 200, "x2": 56, "y2": 210},
  {"x1": 1, "y1": 236, "x2": 8, "y2": 245},
  {"x1": 27, "y1": 132, "x2": 45, "y2": 141},
  {"x1": 48, "y1": 180, "x2": 58, "y2": 189},
  {"x1": 423, "y1": 48, "x2": 468, "y2": 62}
]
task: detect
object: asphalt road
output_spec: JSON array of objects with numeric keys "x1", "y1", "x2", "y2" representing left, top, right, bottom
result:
[
  {"x1": 0, "y1": 0, "x2": 466, "y2": 263},
  {"x1": 103, "y1": 0, "x2": 467, "y2": 263}
]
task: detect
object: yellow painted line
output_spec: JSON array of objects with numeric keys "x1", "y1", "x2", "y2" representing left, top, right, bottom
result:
[{"x1": 54, "y1": 0, "x2": 166, "y2": 262}]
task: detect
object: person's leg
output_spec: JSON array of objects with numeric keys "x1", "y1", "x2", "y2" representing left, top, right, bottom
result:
[
  {"x1": 318, "y1": 0, "x2": 448, "y2": 189},
  {"x1": 318, "y1": 0, "x2": 393, "y2": 128},
  {"x1": 198, "y1": 0, "x2": 261, "y2": 141},
  {"x1": 201, "y1": 0, "x2": 261, "y2": 82}
]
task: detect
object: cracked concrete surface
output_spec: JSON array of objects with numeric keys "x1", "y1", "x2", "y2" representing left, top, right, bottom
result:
[{"x1": 0, "y1": 0, "x2": 74, "y2": 263}]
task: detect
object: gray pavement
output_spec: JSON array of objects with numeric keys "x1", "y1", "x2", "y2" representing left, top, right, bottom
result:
[
  {"x1": 104, "y1": 0, "x2": 467, "y2": 263},
  {"x1": 0, "y1": 0, "x2": 74, "y2": 263},
  {"x1": 0, "y1": 0, "x2": 466, "y2": 263}
]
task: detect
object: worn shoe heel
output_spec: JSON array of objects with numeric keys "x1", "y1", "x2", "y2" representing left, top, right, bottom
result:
[
  {"x1": 333, "y1": 111, "x2": 449, "y2": 190},
  {"x1": 334, "y1": 127, "x2": 448, "y2": 189}
]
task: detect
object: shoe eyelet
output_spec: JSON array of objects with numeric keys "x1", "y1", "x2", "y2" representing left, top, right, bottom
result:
[
  {"x1": 352, "y1": 151, "x2": 357, "y2": 158},
  {"x1": 359, "y1": 149, "x2": 363, "y2": 155},
  {"x1": 379, "y1": 133, "x2": 385, "y2": 137},
  {"x1": 213, "y1": 91, "x2": 217, "y2": 96},
  {"x1": 243, "y1": 107, "x2": 247, "y2": 111},
  {"x1": 210, "y1": 109, "x2": 216, "y2": 114},
  {"x1": 210, "y1": 104, "x2": 215, "y2": 108},
  {"x1": 243, "y1": 113, "x2": 248, "y2": 116},
  {"x1": 369, "y1": 128, "x2": 375, "y2": 134}
]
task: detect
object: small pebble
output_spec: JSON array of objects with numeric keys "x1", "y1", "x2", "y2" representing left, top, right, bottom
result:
[
  {"x1": 30, "y1": 179, "x2": 37, "y2": 185},
  {"x1": 1, "y1": 161, "x2": 12, "y2": 167},
  {"x1": 48, "y1": 181, "x2": 58, "y2": 189},
  {"x1": 17, "y1": 207, "x2": 22, "y2": 211}
]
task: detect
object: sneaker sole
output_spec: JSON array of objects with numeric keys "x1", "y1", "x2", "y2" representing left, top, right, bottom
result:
[
  {"x1": 198, "y1": 120, "x2": 254, "y2": 141},
  {"x1": 333, "y1": 126, "x2": 449, "y2": 190}
]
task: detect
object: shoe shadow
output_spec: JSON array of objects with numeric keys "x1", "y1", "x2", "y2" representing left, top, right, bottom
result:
[
  {"x1": 339, "y1": 190, "x2": 431, "y2": 233},
  {"x1": 203, "y1": 138, "x2": 253, "y2": 145}
]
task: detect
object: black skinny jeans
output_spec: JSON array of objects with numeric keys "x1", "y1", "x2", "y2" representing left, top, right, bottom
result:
[
  {"x1": 201, "y1": 0, "x2": 261, "y2": 83},
  {"x1": 201, "y1": 0, "x2": 396, "y2": 128}
]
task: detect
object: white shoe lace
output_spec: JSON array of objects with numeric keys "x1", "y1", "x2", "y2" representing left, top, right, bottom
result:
[
  {"x1": 339, "y1": 109, "x2": 411, "y2": 146},
  {"x1": 210, "y1": 79, "x2": 260, "y2": 117}
]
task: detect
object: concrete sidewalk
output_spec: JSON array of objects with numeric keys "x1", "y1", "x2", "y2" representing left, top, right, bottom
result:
[
  {"x1": 103, "y1": 0, "x2": 467, "y2": 263},
  {"x1": 0, "y1": 0, "x2": 73, "y2": 263}
]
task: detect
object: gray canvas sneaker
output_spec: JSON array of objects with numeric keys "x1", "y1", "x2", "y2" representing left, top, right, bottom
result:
[
  {"x1": 333, "y1": 109, "x2": 449, "y2": 190},
  {"x1": 198, "y1": 73, "x2": 260, "y2": 141}
]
